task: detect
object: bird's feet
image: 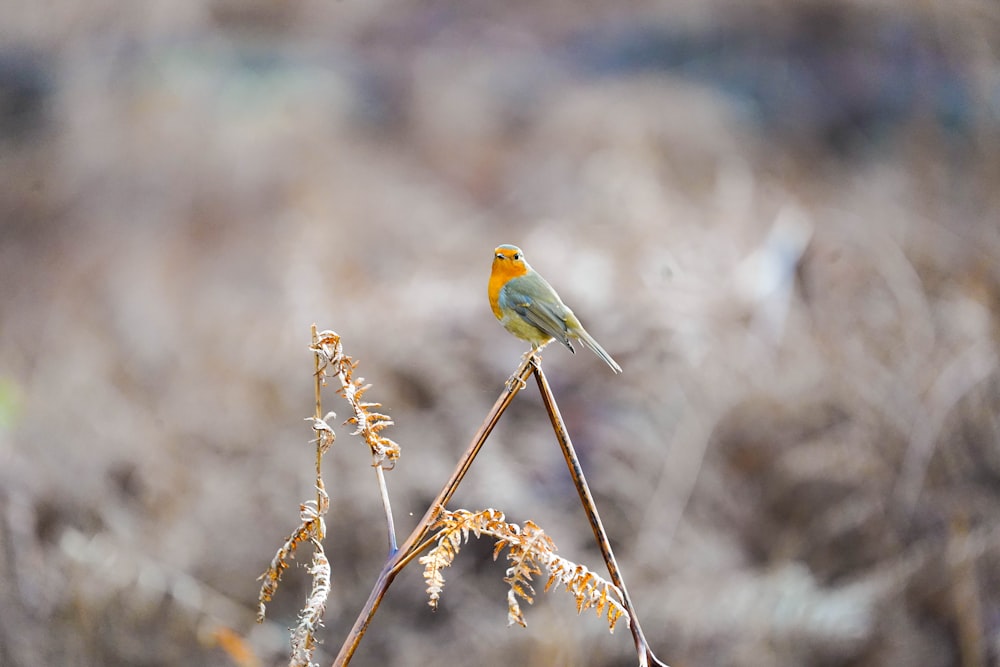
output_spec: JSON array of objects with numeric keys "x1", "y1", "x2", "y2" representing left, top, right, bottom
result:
[
  {"x1": 506, "y1": 349, "x2": 543, "y2": 392},
  {"x1": 527, "y1": 352, "x2": 543, "y2": 372},
  {"x1": 521, "y1": 348, "x2": 541, "y2": 362}
]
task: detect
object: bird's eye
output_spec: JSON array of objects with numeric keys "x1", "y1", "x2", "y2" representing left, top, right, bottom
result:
[{"x1": 513, "y1": 253, "x2": 521, "y2": 260}]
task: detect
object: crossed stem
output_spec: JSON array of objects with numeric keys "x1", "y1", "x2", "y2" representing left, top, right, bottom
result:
[{"x1": 332, "y1": 355, "x2": 667, "y2": 667}]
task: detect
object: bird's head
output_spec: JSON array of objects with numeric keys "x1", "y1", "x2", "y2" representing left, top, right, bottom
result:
[{"x1": 492, "y1": 244, "x2": 530, "y2": 279}]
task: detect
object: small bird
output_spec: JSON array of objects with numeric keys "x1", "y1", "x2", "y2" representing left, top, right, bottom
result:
[{"x1": 488, "y1": 244, "x2": 622, "y2": 373}]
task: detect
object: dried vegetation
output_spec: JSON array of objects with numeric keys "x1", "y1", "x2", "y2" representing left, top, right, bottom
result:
[{"x1": 1, "y1": 1, "x2": 999, "y2": 666}]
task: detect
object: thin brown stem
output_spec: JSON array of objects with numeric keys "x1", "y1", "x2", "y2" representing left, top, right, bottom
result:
[
  {"x1": 331, "y1": 355, "x2": 536, "y2": 666},
  {"x1": 311, "y1": 325, "x2": 325, "y2": 537},
  {"x1": 532, "y1": 364, "x2": 668, "y2": 667}
]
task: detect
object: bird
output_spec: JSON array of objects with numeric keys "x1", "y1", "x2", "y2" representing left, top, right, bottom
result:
[{"x1": 488, "y1": 244, "x2": 622, "y2": 373}]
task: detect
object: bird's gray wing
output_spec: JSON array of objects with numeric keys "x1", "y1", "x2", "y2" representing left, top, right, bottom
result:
[{"x1": 499, "y1": 277, "x2": 575, "y2": 351}]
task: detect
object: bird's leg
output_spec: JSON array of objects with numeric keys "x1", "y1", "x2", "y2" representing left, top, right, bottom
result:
[
  {"x1": 527, "y1": 340, "x2": 553, "y2": 370},
  {"x1": 527, "y1": 340, "x2": 551, "y2": 361}
]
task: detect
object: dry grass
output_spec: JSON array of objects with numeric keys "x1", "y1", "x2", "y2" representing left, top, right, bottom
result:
[
  {"x1": 1, "y1": 1, "x2": 999, "y2": 666},
  {"x1": 257, "y1": 332, "x2": 656, "y2": 665}
]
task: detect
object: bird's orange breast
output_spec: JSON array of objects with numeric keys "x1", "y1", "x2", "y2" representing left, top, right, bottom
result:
[{"x1": 488, "y1": 258, "x2": 529, "y2": 320}]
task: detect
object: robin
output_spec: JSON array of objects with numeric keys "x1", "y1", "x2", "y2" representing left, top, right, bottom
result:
[{"x1": 488, "y1": 244, "x2": 622, "y2": 373}]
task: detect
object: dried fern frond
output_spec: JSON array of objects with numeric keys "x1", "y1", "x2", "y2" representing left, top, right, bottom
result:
[
  {"x1": 311, "y1": 330, "x2": 401, "y2": 468},
  {"x1": 256, "y1": 493, "x2": 328, "y2": 623},
  {"x1": 305, "y1": 411, "x2": 338, "y2": 456},
  {"x1": 542, "y1": 553, "x2": 629, "y2": 632},
  {"x1": 418, "y1": 509, "x2": 630, "y2": 632},
  {"x1": 290, "y1": 543, "x2": 332, "y2": 667}
]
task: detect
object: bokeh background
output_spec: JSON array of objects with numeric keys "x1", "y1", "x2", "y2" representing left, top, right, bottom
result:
[{"x1": 2, "y1": 1, "x2": 1000, "y2": 666}]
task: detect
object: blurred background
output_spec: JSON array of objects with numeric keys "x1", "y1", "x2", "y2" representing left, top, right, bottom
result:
[{"x1": 2, "y1": 1, "x2": 1000, "y2": 665}]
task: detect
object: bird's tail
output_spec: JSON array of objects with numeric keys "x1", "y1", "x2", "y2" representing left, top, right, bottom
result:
[{"x1": 574, "y1": 328, "x2": 622, "y2": 373}]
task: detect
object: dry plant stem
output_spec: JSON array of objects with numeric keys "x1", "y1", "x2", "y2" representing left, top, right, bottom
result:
[
  {"x1": 331, "y1": 356, "x2": 536, "y2": 667},
  {"x1": 322, "y1": 329, "x2": 400, "y2": 556},
  {"x1": 375, "y1": 465, "x2": 397, "y2": 554},
  {"x1": 533, "y1": 365, "x2": 669, "y2": 667},
  {"x1": 311, "y1": 325, "x2": 326, "y2": 534}
]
